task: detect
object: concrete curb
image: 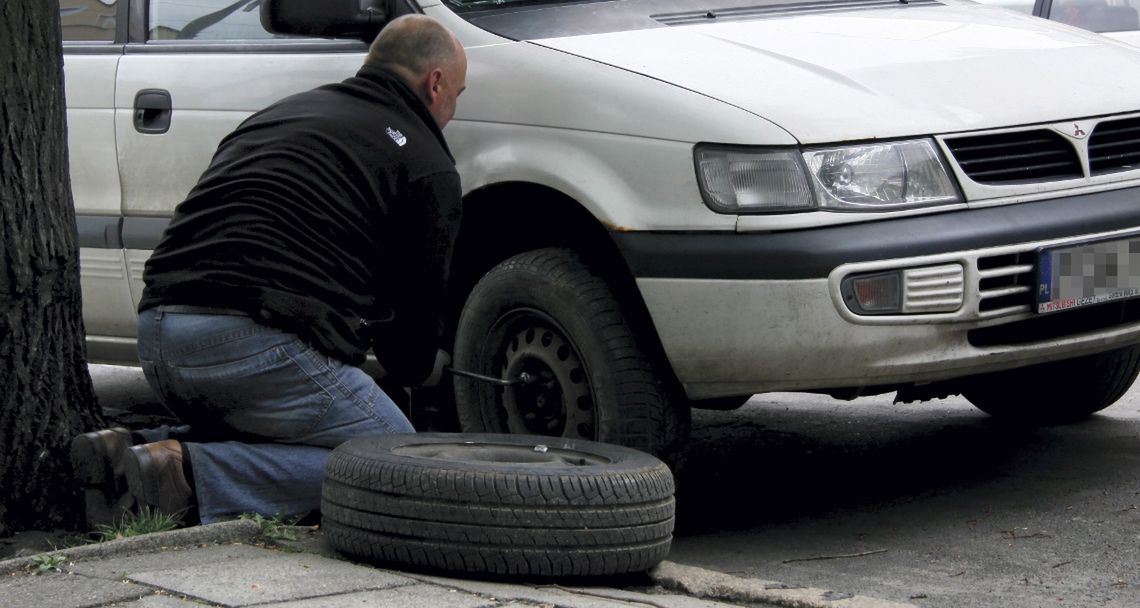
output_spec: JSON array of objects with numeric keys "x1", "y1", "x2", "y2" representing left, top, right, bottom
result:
[
  {"x1": 0, "y1": 519, "x2": 262, "y2": 577},
  {"x1": 650, "y1": 561, "x2": 918, "y2": 608},
  {"x1": 3, "y1": 524, "x2": 916, "y2": 608}
]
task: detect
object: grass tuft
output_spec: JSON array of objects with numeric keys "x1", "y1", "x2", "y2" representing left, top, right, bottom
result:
[
  {"x1": 95, "y1": 506, "x2": 181, "y2": 542},
  {"x1": 29, "y1": 554, "x2": 66, "y2": 574},
  {"x1": 240, "y1": 512, "x2": 300, "y2": 542}
]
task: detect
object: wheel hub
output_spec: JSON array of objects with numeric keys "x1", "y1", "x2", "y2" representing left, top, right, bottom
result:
[{"x1": 496, "y1": 323, "x2": 595, "y2": 440}]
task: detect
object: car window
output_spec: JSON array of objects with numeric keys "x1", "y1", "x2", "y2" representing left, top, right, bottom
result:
[
  {"x1": 60, "y1": 0, "x2": 117, "y2": 42},
  {"x1": 149, "y1": 0, "x2": 296, "y2": 40},
  {"x1": 1049, "y1": 0, "x2": 1140, "y2": 32},
  {"x1": 978, "y1": 0, "x2": 1037, "y2": 14}
]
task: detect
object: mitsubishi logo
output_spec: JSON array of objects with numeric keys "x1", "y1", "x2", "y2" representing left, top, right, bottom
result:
[{"x1": 1054, "y1": 120, "x2": 1092, "y2": 140}]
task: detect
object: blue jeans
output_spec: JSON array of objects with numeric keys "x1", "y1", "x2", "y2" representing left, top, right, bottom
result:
[{"x1": 137, "y1": 305, "x2": 414, "y2": 523}]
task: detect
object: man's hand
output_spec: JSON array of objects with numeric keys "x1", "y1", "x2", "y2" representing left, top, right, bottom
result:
[{"x1": 421, "y1": 349, "x2": 451, "y2": 387}]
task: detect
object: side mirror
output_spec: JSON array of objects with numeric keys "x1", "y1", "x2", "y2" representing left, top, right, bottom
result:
[{"x1": 261, "y1": 0, "x2": 383, "y2": 39}]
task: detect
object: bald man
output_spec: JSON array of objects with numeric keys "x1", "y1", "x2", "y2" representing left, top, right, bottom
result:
[{"x1": 70, "y1": 15, "x2": 467, "y2": 528}]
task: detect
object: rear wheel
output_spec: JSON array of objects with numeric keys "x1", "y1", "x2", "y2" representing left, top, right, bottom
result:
[
  {"x1": 962, "y1": 345, "x2": 1140, "y2": 424},
  {"x1": 453, "y1": 248, "x2": 689, "y2": 465}
]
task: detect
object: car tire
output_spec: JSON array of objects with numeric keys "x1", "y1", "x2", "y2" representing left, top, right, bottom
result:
[
  {"x1": 321, "y1": 433, "x2": 676, "y2": 577},
  {"x1": 452, "y1": 248, "x2": 689, "y2": 465},
  {"x1": 961, "y1": 345, "x2": 1140, "y2": 424}
]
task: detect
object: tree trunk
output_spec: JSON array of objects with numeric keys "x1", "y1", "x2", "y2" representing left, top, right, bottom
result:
[{"x1": 0, "y1": 1, "x2": 103, "y2": 534}]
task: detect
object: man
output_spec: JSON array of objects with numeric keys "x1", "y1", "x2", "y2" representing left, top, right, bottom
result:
[{"x1": 70, "y1": 14, "x2": 467, "y2": 527}]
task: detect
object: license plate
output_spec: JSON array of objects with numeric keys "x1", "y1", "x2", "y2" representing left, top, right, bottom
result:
[{"x1": 1037, "y1": 236, "x2": 1140, "y2": 313}]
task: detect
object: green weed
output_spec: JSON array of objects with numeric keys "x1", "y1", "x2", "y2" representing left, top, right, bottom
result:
[
  {"x1": 95, "y1": 506, "x2": 181, "y2": 542},
  {"x1": 30, "y1": 554, "x2": 66, "y2": 574},
  {"x1": 240, "y1": 512, "x2": 299, "y2": 542}
]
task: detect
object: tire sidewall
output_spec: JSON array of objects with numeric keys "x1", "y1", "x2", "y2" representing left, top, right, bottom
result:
[
  {"x1": 453, "y1": 250, "x2": 633, "y2": 447},
  {"x1": 321, "y1": 432, "x2": 676, "y2": 577}
]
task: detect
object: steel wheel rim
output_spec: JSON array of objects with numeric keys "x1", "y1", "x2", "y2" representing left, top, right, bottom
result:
[
  {"x1": 484, "y1": 308, "x2": 597, "y2": 440},
  {"x1": 392, "y1": 441, "x2": 611, "y2": 466}
]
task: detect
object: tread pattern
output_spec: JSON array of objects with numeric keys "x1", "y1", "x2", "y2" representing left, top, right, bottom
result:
[
  {"x1": 322, "y1": 434, "x2": 676, "y2": 577},
  {"x1": 323, "y1": 520, "x2": 672, "y2": 577}
]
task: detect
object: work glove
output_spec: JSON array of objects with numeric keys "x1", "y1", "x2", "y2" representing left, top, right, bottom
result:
[{"x1": 420, "y1": 349, "x2": 451, "y2": 387}]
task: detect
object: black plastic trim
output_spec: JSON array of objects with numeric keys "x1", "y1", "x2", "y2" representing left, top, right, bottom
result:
[
  {"x1": 969, "y1": 299, "x2": 1140, "y2": 346},
  {"x1": 116, "y1": 0, "x2": 130, "y2": 43},
  {"x1": 613, "y1": 187, "x2": 1140, "y2": 280},
  {"x1": 62, "y1": 43, "x2": 126, "y2": 55},
  {"x1": 124, "y1": 39, "x2": 368, "y2": 54},
  {"x1": 77, "y1": 215, "x2": 123, "y2": 249},
  {"x1": 122, "y1": 217, "x2": 171, "y2": 250}
]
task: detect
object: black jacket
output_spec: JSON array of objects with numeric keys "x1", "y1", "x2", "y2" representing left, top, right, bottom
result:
[{"x1": 139, "y1": 65, "x2": 462, "y2": 385}]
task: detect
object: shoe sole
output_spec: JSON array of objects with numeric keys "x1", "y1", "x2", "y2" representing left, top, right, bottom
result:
[
  {"x1": 70, "y1": 433, "x2": 117, "y2": 486},
  {"x1": 71, "y1": 430, "x2": 134, "y2": 529}
]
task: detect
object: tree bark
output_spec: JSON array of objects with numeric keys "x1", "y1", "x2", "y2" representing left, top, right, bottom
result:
[{"x1": 0, "y1": 1, "x2": 103, "y2": 534}]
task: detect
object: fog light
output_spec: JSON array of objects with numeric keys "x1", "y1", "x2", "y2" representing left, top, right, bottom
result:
[{"x1": 843, "y1": 272, "x2": 901, "y2": 314}]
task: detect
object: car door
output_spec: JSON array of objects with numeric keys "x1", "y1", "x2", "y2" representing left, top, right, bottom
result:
[
  {"x1": 62, "y1": 0, "x2": 136, "y2": 363},
  {"x1": 111, "y1": 0, "x2": 366, "y2": 355}
]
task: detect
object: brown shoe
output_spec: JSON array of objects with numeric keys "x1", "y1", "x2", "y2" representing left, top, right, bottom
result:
[
  {"x1": 124, "y1": 440, "x2": 194, "y2": 521},
  {"x1": 70, "y1": 428, "x2": 134, "y2": 529}
]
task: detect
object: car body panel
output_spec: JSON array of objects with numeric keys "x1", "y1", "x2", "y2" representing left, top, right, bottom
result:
[
  {"x1": 114, "y1": 47, "x2": 363, "y2": 216},
  {"x1": 65, "y1": 54, "x2": 121, "y2": 216},
  {"x1": 1104, "y1": 30, "x2": 1140, "y2": 45},
  {"x1": 644, "y1": 271, "x2": 1140, "y2": 397},
  {"x1": 534, "y1": 3, "x2": 1140, "y2": 143}
]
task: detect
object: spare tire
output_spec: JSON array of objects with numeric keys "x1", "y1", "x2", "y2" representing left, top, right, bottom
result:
[{"x1": 321, "y1": 433, "x2": 676, "y2": 578}]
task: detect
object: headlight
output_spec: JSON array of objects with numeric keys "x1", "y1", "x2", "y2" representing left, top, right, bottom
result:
[
  {"x1": 803, "y1": 140, "x2": 960, "y2": 211},
  {"x1": 695, "y1": 139, "x2": 960, "y2": 214},
  {"x1": 695, "y1": 147, "x2": 814, "y2": 213}
]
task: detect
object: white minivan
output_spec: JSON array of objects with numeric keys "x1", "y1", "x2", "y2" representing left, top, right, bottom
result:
[{"x1": 62, "y1": 0, "x2": 1140, "y2": 459}]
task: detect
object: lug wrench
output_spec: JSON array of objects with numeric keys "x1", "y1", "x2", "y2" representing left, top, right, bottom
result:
[{"x1": 445, "y1": 366, "x2": 541, "y2": 387}]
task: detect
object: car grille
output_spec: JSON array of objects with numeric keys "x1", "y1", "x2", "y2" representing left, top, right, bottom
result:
[
  {"x1": 1089, "y1": 115, "x2": 1140, "y2": 175},
  {"x1": 942, "y1": 113, "x2": 1140, "y2": 186},
  {"x1": 976, "y1": 252, "x2": 1035, "y2": 316},
  {"x1": 903, "y1": 264, "x2": 964, "y2": 313},
  {"x1": 942, "y1": 130, "x2": 1082, "y2": 185}
]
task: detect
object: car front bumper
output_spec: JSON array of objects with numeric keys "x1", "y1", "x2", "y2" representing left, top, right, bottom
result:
[{"x1": 615, "y1": 187, "x2": 1140, "y2": 399}]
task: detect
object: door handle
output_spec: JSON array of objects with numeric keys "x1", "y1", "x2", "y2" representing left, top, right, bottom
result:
[{"x1": 133, "y1": 89, "x2": 172, "y2": 134}]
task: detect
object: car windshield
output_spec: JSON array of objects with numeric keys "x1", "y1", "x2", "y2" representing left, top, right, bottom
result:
[
  {"x1": 448, "y1": 0, "x2": 602, "y2": 7},
  {"x1": 444, "y1": 0, "x2": 939, "y2": 39},
  {"x1": 972, "y1": 0, "x2": 1139, "y2": 33},
  {"x1": 1049, "y1": 0, "x2": 1140, "y2": 33}
]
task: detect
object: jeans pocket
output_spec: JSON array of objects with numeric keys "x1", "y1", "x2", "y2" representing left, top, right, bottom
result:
[{"x1": 162, "y1": 340, "x2": 335, "y2": 443}]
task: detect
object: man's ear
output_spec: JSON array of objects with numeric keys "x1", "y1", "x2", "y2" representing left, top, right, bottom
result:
[{"x1": 426, "y1": 68, "x2": 445, "y2": 103}]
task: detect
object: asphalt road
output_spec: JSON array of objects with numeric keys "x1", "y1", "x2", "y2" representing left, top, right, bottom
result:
[
  {"x1": 670, "y1": 389, "x2": 1140, "y2": 608},
  {"x1": 90, "y1": 364, "x2": 1140, "y2": 607}
]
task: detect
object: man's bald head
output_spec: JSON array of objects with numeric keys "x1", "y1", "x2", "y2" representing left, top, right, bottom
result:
[
  {"x1": 364, "y1": 15, "x2": 467, "y2": 129},
  {"x1": 364, "y1": 15, "x2": 462, "y2": 82}
]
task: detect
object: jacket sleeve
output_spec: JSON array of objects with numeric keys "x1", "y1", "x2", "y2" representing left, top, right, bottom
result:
[{"x1": 371, "y1": 169, "x2": 462, "y2": 386}]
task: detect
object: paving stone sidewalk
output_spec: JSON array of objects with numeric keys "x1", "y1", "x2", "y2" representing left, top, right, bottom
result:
[{"x1": 0, "y1": 520, "x2": 909, "y2": 608}]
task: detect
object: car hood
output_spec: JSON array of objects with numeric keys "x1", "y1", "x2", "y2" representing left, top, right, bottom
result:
[
  {"x1": 532, "y1": 4, "x2": 1140, "y2": 143},
  {"x1": 1103, "y1": 29, "x2": 1140, "y2": 47}
]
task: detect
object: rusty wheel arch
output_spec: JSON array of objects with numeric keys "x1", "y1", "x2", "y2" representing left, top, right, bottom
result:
[{"x1": 443, "y1": 182, "x2": 677, "y2": 386}]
